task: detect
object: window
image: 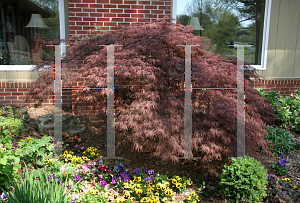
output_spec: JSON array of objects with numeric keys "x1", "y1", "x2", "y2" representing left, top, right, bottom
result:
[
  {"x1": 0, "y1": 0, "x2": 59, "y2": 70},
  {"x1": 176, "y1": 0, "x2": 272, "y2": 70}
]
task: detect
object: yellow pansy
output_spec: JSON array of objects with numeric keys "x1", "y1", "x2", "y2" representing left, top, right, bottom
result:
[
  {"x1": 154, "y1": 192, "x2": 159, "y2": 196},
  {"x1": 196, "y1": 195, "x2": 200, "y2": 201},
  {"x1": 96, "y1": 153, "x2": 100, "y2": 157},
  {"x1": 186, "y1": 196, "x2": 192, "y2": 200},
  {"x1": 137, "y1": 176, "x2": 141, "y2": 182},
  {"x1": 176, "y1": 183, "x2": 182, "y2": 188},
  {"x1": 141, "y1": 197, "x2": 148, "y2": 202},
  {"x1": 20, "y1": 139, "x2": 24, "y2": 141},
  {"x1": 91, "y1": 152, "x2": 95, "y2": 156},
  {"x1": 156, "y1": 183, "x2": 161, "y2": 189},
  {"x1": 131, "y1": 197, "x2": 136, "y2": 201},
  {"x1": 172, "y1": 179, "x2": 177, "y2": 184},
  {"x1": 191, "y1": 191, "x2": 195, "y2": 196},
  {"x1": 105, "y1": 192, "x2": 110, "y2": 197},
  {"x1": 113, "y1": 194, "x2": 118, "y2": 199},
  {"x1": 165, "y1": 189, "x2": 172, "y2": 196}
]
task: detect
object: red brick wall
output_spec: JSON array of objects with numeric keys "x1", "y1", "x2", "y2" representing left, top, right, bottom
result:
[
  {"x1": 251, "y1": 78, "x2": 300, "y2": 97},
  {"x1": 0, "y1": 82, "x2": 72, "y2": 109},
  {"x1": 68, "y1": 0, "x2": 172, "y2": 37}
]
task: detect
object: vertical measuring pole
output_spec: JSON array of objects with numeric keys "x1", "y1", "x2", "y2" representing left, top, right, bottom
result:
[
  {"x1": 54, "y1": 44, "x2": 63, "y2": 158},
  {"x1": 177, "y1": 45, "x2": 201, "y2": 160},
  {"x1": 102, "y1": 44, "x2": 123, "y2": 160},
  {"x1": 236, "y1": 45, "x2": 246, "y2": 158}
]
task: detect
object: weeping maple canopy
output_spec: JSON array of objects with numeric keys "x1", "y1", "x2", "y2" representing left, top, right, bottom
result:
[{"x1": 24, "y1": 18, "x2": 277, "y2": 175}]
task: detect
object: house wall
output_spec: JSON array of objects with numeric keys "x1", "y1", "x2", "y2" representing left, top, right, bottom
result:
[{"x1": 253, "y1": 0, "x2": 300, "y2": 95}]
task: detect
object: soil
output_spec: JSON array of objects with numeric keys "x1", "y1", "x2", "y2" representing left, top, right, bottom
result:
[{"x1": 2, "y1": 104, "x2": 300, "y2": 202}]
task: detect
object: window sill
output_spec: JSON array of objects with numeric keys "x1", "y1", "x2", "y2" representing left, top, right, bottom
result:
[{"x1": 0, "y1": 65, "x2": 39, "y2": 71}]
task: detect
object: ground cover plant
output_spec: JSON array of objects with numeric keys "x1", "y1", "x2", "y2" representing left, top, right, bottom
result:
[{"x1": 23, "y1": 17, "x2": 278, "y2": 177}]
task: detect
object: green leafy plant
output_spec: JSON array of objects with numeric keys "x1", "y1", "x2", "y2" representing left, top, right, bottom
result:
[
  {"x1": 266, "y1": 126, "x2": 297, "y2": 158},
  {"x1": 216, "y1": 155, "x2": 268, "y2": 203},
  {"x1": 0, "y1": 147, "x2": 22, "y2": 192},
  {"x1": 0, "y1": 164, "x2": 78, "y2": 203},
  {"x1": 18, "y1": 136, "x2": 54, "y2": 168},
  {"x1": 258, "y1": 88, "x2": 300, "y2": 133},
  {"x1": 0, "y1": 105, "x2": 25, "y2": 145}
]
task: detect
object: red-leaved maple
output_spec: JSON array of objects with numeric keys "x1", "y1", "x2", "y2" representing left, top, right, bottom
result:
[{"x1": 24, "y1": 18, "x2": 277, "y2": 175}]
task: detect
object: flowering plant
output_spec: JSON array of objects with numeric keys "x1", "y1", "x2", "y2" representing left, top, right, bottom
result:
[{"x1": 272, "y1": 154, "x2": 288, "y2": 176}]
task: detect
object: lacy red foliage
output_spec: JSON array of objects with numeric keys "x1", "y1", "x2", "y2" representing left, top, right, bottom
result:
[{"x1": 24, "y1": 18, "x2": 277, "y2": 175}]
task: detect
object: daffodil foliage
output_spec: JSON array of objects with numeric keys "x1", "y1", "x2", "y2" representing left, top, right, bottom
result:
[{"x1": 24, "y1": 17, "x2": 277, "y2": 175}]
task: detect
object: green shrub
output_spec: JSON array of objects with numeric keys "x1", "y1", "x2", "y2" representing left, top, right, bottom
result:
[{"x1": 216, "y1": 155, "x2": 268, "y2": 203}]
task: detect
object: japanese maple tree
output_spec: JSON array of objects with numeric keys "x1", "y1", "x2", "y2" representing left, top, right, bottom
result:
[{"x1": 24, "y1": 17, "x2": 277, "y2": 175}]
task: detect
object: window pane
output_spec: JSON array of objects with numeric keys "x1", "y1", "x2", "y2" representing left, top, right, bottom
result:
[
  {"x1": 0, "y1": 0, "x2": 59, "y2": 65},
  {"x1": 177, "y1": 0, "x2": 266, "y2": 65}
]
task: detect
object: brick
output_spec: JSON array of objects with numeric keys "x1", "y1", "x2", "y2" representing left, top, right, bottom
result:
[
  {"x1": 145, "y1": 5, "x2": 157, "y2": 9},
  {"x1": 165, "y1": 10, "x2": 171, "y2": 14},
  {"x1": 0, "y1": 92, "x2": 12, "y2": 96},
  {"x1": 118, "y1": 5, "x2": 130, "y2": 8},
  {"x1": 97, "y1": 9, "x2": 109, "y2": 12},
  {"x1": 138, "y1": 18, "x2": 150, "y2": 22},
  {"x1": 97, "y1": 26, "x2": 110, "y2": 30},
  {"x1": 68, "y1": 3, "x2": 75, "y2": 7},
  {"x1": 92, "y1": 22, "x2": 104, "y2": 26},
  {"x1": 69, "y1": 13, "x2": 75, "y2": 17},
  {"x1": 111, "y1": 9, "x2": 124, "y2": 13},
  {"x1": 131, "y1": 14, "x2": 144, "y2": 18},
  {"x1": 69, "y1": 17, "x2": 83, "y2": 21},
  {"x1": 83, "y1": 17, "x2": 96, "y2": 21},
  {"x1": 70, "y1": 31, "x2": 76, "y2": 35},
  {"x1": 118, "y1": 13, "x2": 130, "y2": 17},
  {"x1": 83, "y1": 26, "x2": 96, "y2": 30},
  {"x1": 124, "y1": 9, "x2": 137, "y2": 13},
  {"x1": 76, "y1": 12, "x2": 89, "y2": 16},
  {"x1": 151, "y1": 1, "x2": 164, "y2": 5},
  {"x1": 165, "y1": 1, "x2": 171, "y2": 5},
  {"x1": 111, "y1": 0, "x2": 123, "y2": 3},
  {"x1": 145, "y1": 14, "x2": 157, "y2": 18},
  {"x1": 76, "y1": 21, "x2": 89, "y2": 25},
  {"x1": 104, "y1": 22, "x2": 117, "y2": 26},
  {"x1": 118, "y1": 22, "x2": 130, "y2": 26},
  {"x1": 104, "y1": 4, "x2": 117, "y2": 8},
  {"x1": 112, "y1": 18, "x2": 124, "y2": 22},
  {"x1": 70, "y1": 26, "x2": 83, "y2": 30},
  {"x1": 82, "y1": 0, "x2": 96, "y2": 3},
  {"x1": 69, "y1": 8, "x2": 82, "y2": 12},
  {"x1": 138, "y1": 1, "x2": 150, "y2": 5},
  {"x1": 124, "y1": 0, "x2": 137, "y2": 4},
  {"x1": 125, "y1": 18, "x2": 138, "y2": 22},
  {"x1": 5, "y1": 96, "x2": 18, "y2": 100},
  {"x1": 138, "y1": 9, "x2": 150, "y2": 13},
  {"x1": 159, "y1": 6, "x2": 171, "y2": 10},
  {"x1": 131, "y1": 5, "x2": 143, "y2": 9},
  {"x1": 12, "y1": 92, "x2": 24, "y2": 96},
  {"x1": 90, "y1": 13, "x2": 103, "y2": 17},
  {"x1": 151, "y1": 10, "x2": 164, "y2": 14},
  {"x1": 4, "y1": 88, "x2": 17, "y2": 92},
  {"x1": 97, "y1": 18, "x2": 109, "y2": 22},
  {"x1": 83, "y1": 8, "x2": 96, "y2": 12},
  {"x1": 75, "y1": 3, "x2": 89, "y2": 7},
  {"x1": 69, "y1": 0, "x2": 82, "y2": 3},
  {"x1": 104, "y1": 13, "x2": 116, "y2": 17},
  {"x1": 97, "y1": 0, "x2": 109, "y2": 3},
  {"x1": 90, "y1": 4, "x2": 103, "y2": 8}
]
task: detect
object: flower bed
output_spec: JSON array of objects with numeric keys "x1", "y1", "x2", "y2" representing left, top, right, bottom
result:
[{"x1": 0, "y1": 88, "x2": 300, "y2": 203}]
